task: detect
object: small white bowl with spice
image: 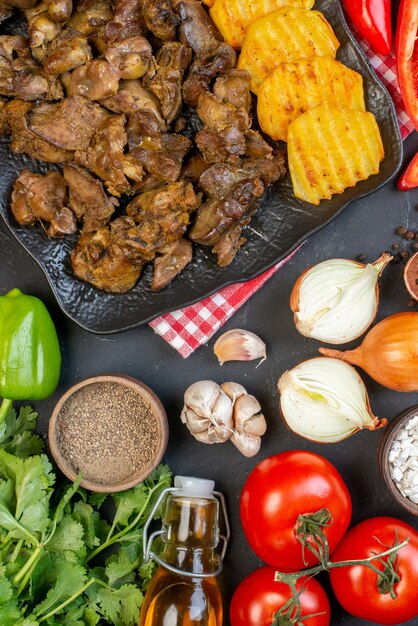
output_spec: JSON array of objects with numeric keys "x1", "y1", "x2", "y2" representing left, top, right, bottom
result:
[
  {"x1": 49, "y1": 374, "x2": 169, "y2": 492},
  {"x1": 380, "y1": 405, "x2": 418, "y2": 516}
]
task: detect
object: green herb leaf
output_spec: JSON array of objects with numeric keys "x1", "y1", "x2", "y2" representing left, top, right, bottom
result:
[
  {"x1": 105, "y1": 549, "x2": 139, "y2": 587},
  {"x1": 45, "y1": 516, "x2": 85, "y2": 559},
  {"x1": 33, "y1": 563, "x2": 87, "y2": 618},
  {"x1": 0, "y1": 406, "x2": 44, "y2": 459},
  {"x1": 0, "y1": 601, "x2": 22, "y2": 626},
  {"x1": 0, "y1": 565, "x2": 14, "y2": 604},
  {"x1": 0, "y1": 451, "x2": 53, "y2": 541},
  {"x1": 71, "y1": 503, "x2": 102, "y2": 550},
  {"x1": 82, "y1": 606, "x2": 100, "y2": 626},
  {"x1": 112, "y1": 465, "x2": 172, "y2": 529},
  {"x1": 18, "y1": 619, "x2": 39, "y2": 626},
  {"x1": 97, "y1": 583, "x2": 143, "y2": 626}
]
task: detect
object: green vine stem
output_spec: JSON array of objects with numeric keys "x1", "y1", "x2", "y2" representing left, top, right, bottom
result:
[
  {"x1": 275, "y1": 539, "x2": 409, "y2": 588},
  {"x1": 295, "y1": 508, "x2": 333, "y2": 567}
]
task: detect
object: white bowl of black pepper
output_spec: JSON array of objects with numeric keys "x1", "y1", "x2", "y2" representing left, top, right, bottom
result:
[
  {"x1": 379, "y1": 405, "x2": 418, "y2": 516},
  {"x1": 48, "y1": 374, "x2": 169, "y2": 492}
]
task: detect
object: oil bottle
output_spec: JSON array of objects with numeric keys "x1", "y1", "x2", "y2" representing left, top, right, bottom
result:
[{"x1": 140, "y1": 476, "x2": 230, "y2": 626}]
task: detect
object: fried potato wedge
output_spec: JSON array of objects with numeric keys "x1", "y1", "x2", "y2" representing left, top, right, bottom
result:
[
  {"x1": 287, "y1": 106, "x2": 384, "y2": 205},
  {"x1": 237, "y1": 8, "x2": 339, "y2": 93},
  {"x1": 258, "y1": 58, "x2": 365, "y2": 142},
  {"x1": 209, "y1": 0, "x2": 314, "y2": 48}
]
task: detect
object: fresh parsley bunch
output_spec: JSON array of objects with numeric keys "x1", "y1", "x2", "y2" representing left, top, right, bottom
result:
[{"x1": 0, "y1": 405, "x2": 172, "y2": 626}]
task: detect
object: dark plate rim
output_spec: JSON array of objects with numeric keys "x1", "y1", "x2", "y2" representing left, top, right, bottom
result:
[{"x1": 0, "y1": 0, "x2": 404, "y2": 335}]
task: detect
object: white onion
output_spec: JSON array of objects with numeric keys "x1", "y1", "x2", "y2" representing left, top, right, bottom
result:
[{"x1": 278, "y1": 357, "x2": 387, "y2": 443}]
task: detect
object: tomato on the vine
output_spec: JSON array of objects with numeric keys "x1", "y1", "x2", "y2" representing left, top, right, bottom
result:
[
  {"x1": 240, "y1": 450, "x2": 352, "y2": 570},
  {"x1": 230, "y1": 566, "x2": 330, "y2": 626},
  {"x1": 330, "y1": 516, "x2": 418, "y2": 625}
]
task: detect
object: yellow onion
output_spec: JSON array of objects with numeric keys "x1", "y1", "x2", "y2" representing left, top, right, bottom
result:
[{"x1": 320, "y1": 312, "x2": 418, "y2": 392}]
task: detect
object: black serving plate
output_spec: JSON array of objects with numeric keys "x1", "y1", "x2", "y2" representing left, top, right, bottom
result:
[{"x1": 0, "y1": 0, "x2": 402, "y2": 334}]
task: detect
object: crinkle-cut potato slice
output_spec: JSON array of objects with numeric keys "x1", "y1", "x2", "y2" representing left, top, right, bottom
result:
[
  {"x1": 209, "y1": 0, "x2": 315, "y2": 48},
  {"x1": 237, "y1": 8, "x2": 340, "y2": 93},
  {"x1": 258, "y1": 57, "x2": 365, "y2": 142},
  {"x1": 288, "y1": 106, "x2": 384, "y2": 205}
]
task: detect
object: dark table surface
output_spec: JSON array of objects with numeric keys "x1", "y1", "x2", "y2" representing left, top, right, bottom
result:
[{"x1": 1, "y1": 126, "x2": 418, "y2": 625}]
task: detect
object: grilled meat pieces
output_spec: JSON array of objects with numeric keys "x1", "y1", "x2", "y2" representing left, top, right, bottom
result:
[
  {"x1": 105, "y1": 36, "x2": 152, "y2": 79},
  {"x1": 11, "y1": 168, "x2": 67, "y2": 224},
  {"x1": 63, "y1": 163, "x2": 117, "y2": 231},
  {"x1": 0, "y1": 35, "x2": 62, "y2": 100},
  {"x1": 122, "y1": 181, "x2": 200, "y2": 261},
  {"x1": 128, "y1": 110, "x2": 191, "y2": 183},
  {"x1": 71, "y1": 226, "x2": 144, "y2": 293},
  {"x1": 104, "y1": 0, "x2": 145, "y2": 43},
  {"x1": 28, "y1": 96, "x2": 108, "y2": 150},
  {"x1": 191, "y1": 153, "x2": 286, "y2": 252},
  {"x1": 144, "y1": 41, "x2": 192, "y2": 124},
  {"x1": 11, "y1": 168, "x2": 77, "y2": 237},
  {"x1": 5, "y1": 0, "x2": 287, "y2": 291},
  {"x1": 101, "y1": 79, "x2": 166, "y2": 126},
  {"x1": 4, "y1": 99, "x2": 74, "y2": 162},
  {"x1": 152, "y1": 237, "x2": 192, "y2": 291},
  {"x1": 76, "y1": 114, "x2": 137, "y2": 196},
  {"x1": 141, "y1": 0, "x2": 178, "y2": 42},
  {"x1": 177, "y1": 0, "x2": 236, "y2": 107},
  {"x1": 190, "y1": 177, "x2": 265, "y2": 246},
  {"x1": 43, "y1": 29, "x2": 92, "y2": 75}
]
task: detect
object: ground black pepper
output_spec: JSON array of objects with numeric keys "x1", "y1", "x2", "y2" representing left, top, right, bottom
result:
[{"x1": 57, "y1": 382, "x2": 159, "y2": 485}]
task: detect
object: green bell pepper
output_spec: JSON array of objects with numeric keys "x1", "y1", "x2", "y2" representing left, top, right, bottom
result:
[{"x1": 0, "y1": 288, "x2": 61, "y2": 421}]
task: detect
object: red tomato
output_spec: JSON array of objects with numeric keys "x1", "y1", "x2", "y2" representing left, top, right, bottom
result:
[
  {"x1": 240, "y1": 451, "x2": 352, "y2": 570},
  {"x1": 330, "y1": 516, "x2": 418, "y2": 625},
  {"x1": 230, "y1": 566, "x2": 330, "y2": 626}
]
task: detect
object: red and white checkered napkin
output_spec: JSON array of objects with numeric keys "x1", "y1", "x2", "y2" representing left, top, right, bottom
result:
[{"x1": 150, "y1": 37, "x2": 414, "y2": 358}]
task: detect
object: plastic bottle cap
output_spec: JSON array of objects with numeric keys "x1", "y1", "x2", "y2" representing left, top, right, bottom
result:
[{"x1": 174, "y1": 476, "x2": 215, "y2": 498}]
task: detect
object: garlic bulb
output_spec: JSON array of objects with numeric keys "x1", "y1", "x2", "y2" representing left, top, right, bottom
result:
[
  {"x1": 181, "y1": 380, "x2": 267, "y2": 456},
  {"x1": 214, "y1": 329, "x2": 266, "y2": 365},
  {"x1": 181, "y1": 381, "x2": 233, "y2": 443},
  {"x1": 278, "y1": 357, "x2": 386, "y2": 443},
  {"x1": 290, "y1": 253, "x2": 392, "y2": 344}
]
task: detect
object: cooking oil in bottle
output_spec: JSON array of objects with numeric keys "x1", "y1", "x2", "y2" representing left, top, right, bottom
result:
[{"x1": 140, "y1": 477, "x2": 228, "y2": 626}]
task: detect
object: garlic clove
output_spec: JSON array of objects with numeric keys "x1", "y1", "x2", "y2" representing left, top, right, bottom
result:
[
  {"x1": 278, "y1": 357, "x2": 386, "y2": 443},
  {"x1": 214, "y1": 329, "x2": 266, "y2": 365},
  {"x1": 181, "y1": 407, "x2": 212, "y2": 434},
  {"x1": 290, "y1": 253, "x2": 393, "y2": 344},
  {"x1": 233, "y1": 394, "x2": 267, "y2": 437},
  {"x1": 221, "y1": 382, "x2": 247, "y2": 403},
  {"x1": 184, "y1": 381, "x2": 226, "y2": 417},
  {"x1": 230, "y1": 432, "x2": 261, "y2": 457}
]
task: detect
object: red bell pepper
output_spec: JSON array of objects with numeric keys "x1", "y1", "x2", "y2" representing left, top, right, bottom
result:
[
  {"x1": 395, "y1": 0, "x2": 418, "y2": 130},
  {"x1": 398, "y1": 152, "x2": 418, "y2": 190},
  {"x1": 342, "y1": 0, "x2": 392, "y2": 56}
]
